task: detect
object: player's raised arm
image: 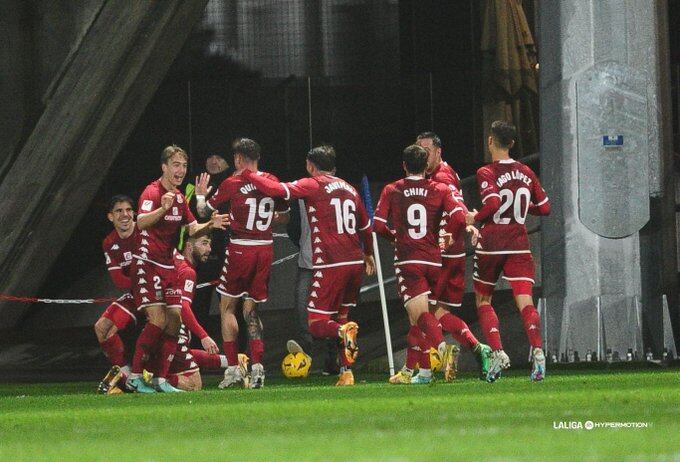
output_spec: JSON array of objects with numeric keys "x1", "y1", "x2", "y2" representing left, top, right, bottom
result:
[
  {"x1": 242, "y1": 170, "x2": 319, "y2": 200},
  {"x1": 528, "y1": 171, "x2": 551, "y2": 216},
  {"x1": 194, "y1": 172, "x2": 214, "y2": 218},
  {"x1": 373, "y1": 185, "x2": 395, "y2": 242},
  {"x1": 137, "y1": 191, "x2": 175, "y2": 230},
  {"x1": 471, "y1": 167, "x2": 501, "y2": 223}
]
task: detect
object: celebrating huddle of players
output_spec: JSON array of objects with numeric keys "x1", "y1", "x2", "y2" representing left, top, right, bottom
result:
[{"x1": 94, "y1": 120, "x2": 550, "y2": 393}]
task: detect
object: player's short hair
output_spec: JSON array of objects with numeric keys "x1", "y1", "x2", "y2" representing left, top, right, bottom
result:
[
  {"x1": 490, "y1": 121, "x2": 516, "y2": 149},
  {"x1": 232, "y1": 138, "x2": 261, "y2": 162},
  {"x1": 186, "y1": 234, "x2": 211, "y2": 245},
  {"x1": 402, "y1": 144, "x2": 429, "y2": 174},
  {"x1": 416, "y1": 131, "x2": 442, "y2": 148},
  {"x1": 161, "y1": 145, "x2": 188, "y2": 164},
  {"x1": 108, "y1": 194, "x2": 134, "y2": 212},
  {"x1": 307, "y1": 144, "x2": 336, "y2": 172}
]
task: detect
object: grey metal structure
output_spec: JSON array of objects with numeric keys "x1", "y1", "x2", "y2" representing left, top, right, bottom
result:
[{"x1": 540, "y1": 1, "x2": 678, "y2": 359}]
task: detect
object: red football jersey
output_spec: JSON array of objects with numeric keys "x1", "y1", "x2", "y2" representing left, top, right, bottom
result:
[
  {"x1": 476, "y1": 159, "x2": 549, "y2": 253},
  {"x1": 429, "y1": 161, "x2": 464, "y2": 203},
  {"x1": 428, "y1": 161, "x2": 467, "y2": 256},
  {"x1": 174, "y1": 252, "x2": 197, "y2": 305},
  {"x1": 374, "y1": 176, "x2": 466, "y2": 266},
  {"x1": 263, "y1": 174, "x2": 372, "y2": 267},
  {"x1": 207, "y1": 171, "x2": 289, "y2": 245},
  {"x1": 102, "y1": 227, "x2": 139, "y2": 290},
  {"x1": 136, "y1": 179, "x2": 196, "y2": 267}
]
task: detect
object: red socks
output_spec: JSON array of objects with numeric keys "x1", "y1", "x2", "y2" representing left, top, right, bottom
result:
[
  {"x1": 308, "y1": 319, "x2": 341, "y2": 339},
  {"x1": 416, "y1": 312, "x2": 444, "y2": 347},
  {"x1": 100, "y1": 335, "x2": 125, "y2": 366},
  {"x1": 249, "y1": 339, "x2": 264, "y2": 364},
  {"x1": 155, "y1": 334, "x2": 178, "y2": 379},
  {"x1": 223, "y1": 341, "x2": 238, "y2": 366},
  {"x1": 520, "y1": 305, "x2": 542, "y2": 348},
  {"x1": 131, "y1": 323, "x2": 164, "y2": 374},
  {"x1": 477, "y1": 304, "x2": 503, "y2": 351},
  {"x1": 405, "y1": 326, "x2": 422, "y2": 370},
  {"x1": 439, "y1": 312, "x2": 478, "y2": 350},
  {"x1": 191, "y1": 349, "x2": 224, "y2": 370}
]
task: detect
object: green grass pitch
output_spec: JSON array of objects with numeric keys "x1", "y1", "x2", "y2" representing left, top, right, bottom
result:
[{"x1": 0, "y1": 369, "x2": 678, "y2": 461}]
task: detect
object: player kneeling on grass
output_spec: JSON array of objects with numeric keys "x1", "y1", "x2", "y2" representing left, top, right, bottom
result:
[
  {"x1": 96, "y1": 195, "x2": 140, "y2": 394},
  {"x1": 374, "y1": 144, "x2": 479, "y2": 385},
  {"x1": 241, "y1": 145, "x2": 375, "y2": 386},
  {"x1": 145, "y1": 236, "x2": 232, "y2": 391},
  {"x1": 196, "y1": 138, "x2": 290, "y2": 389},
  {"x1": 467, "y1": 121, "x2": 551, "y2": 382}
]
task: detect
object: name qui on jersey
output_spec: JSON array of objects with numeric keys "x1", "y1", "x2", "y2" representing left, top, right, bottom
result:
[
  {"x1": 496, "y1": 170, "x2": 532, "y2": 188},
  {"x1": 240, "y1": 183, "x2": 256, "y2": 195}
]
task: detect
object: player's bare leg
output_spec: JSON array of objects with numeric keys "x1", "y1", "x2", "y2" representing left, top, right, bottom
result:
[
  {"x1": 243, "y1": 299, "x2": 265, "y2": 388},
  {"x1": 127, "y1": 305, "x2": 166, "y2": 393},
  {"x1": 515, "y1": 293, "x2": 545, "y2": 381},
  {"x1": 219, "y1": 296, "x2": 245, "y2": 388},
  {"x1": 475, "y1": 293, "x2": 510, "y2": 382},
  {"x1": 174, "y1": 371, "x2": 203, "y2": 391}
]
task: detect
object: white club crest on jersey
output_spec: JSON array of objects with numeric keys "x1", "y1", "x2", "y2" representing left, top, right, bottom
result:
[
  {"x1": 177, "y1": 194, "x2": 184, "y2": 203},
  {"x1": 141, "y1": 200, "x2": 153, "y2": 212},
  {"x1": 184, "y1": 280, "x2": 194, "y2": 293},
  {"x1": 481, "y1": 181, "x2": 489, "y2": 188}
]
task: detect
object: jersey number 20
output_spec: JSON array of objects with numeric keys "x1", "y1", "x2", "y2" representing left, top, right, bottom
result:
[{"x1": 493, "y1": 187, "x2": 530, "y2": 225}]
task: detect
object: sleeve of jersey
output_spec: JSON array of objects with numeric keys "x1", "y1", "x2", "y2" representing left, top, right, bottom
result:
[
  {"x1": 137, "y1": 187, "x2": 159, "y2": 219},
  {"x1": 206, "y1": 182, "x2": 230, "y2": 212},
  {"x1": 528, "y1": 174, "x2": 551, "y2": 216},
  {"x1": 356, "y1": 200, "x2": 373, "y2": 255},
  {"x1": 474, "y1": 168, "x2": 501, "y2": 223},
  {"x1": 242, "y1": 170, "x2": 299, "y2": 199},
  {"x1": 373, "y1": 187, "x2": 395, "y2": 242},
  {"x1": 103, "y1": 243, "x2": 131, "y2": 291},
  {"x1": 443, "y1": 192, "x2": 466, "y2": 236},
  {"x1": 181, "y1": 300, "x2": 208, "y2": 340}
]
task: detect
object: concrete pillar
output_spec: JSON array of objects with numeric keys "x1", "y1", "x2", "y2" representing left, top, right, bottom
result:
[{"x1": 539, "y1": 0, "x2": 677, "y2": 360}]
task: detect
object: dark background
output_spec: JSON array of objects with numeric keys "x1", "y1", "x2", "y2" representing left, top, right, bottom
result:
[{"x1": 20, "y1": 0, "x2": 679, "y2": 327}]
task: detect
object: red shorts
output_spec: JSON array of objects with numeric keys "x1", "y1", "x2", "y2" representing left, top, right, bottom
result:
[
  {"x1": 131, "y1": 258, "x2": 182, "y2": 310},
  {"x1": 473, "y1": 251, "x2": 535, "y2": 296},
  {"x1": 434, "y1": 255, "x2": 465, "y2": 307},
  {"x1": 101, "y1": 293, "x2": 138, "y2": 330},
  {"x1": 216, "y1": 243, "x2": 273, "y2": 303},
  {"x1": 306, "y1": 263, "x2": 363, "y2": 321},
  {"x1": 395, "y1": 262, "x2": 441, "y2": 305}
]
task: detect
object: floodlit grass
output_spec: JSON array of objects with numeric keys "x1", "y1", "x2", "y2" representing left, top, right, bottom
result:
[{"x1": 0, "y1": 370, "x2": 678, "y2": 461}]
